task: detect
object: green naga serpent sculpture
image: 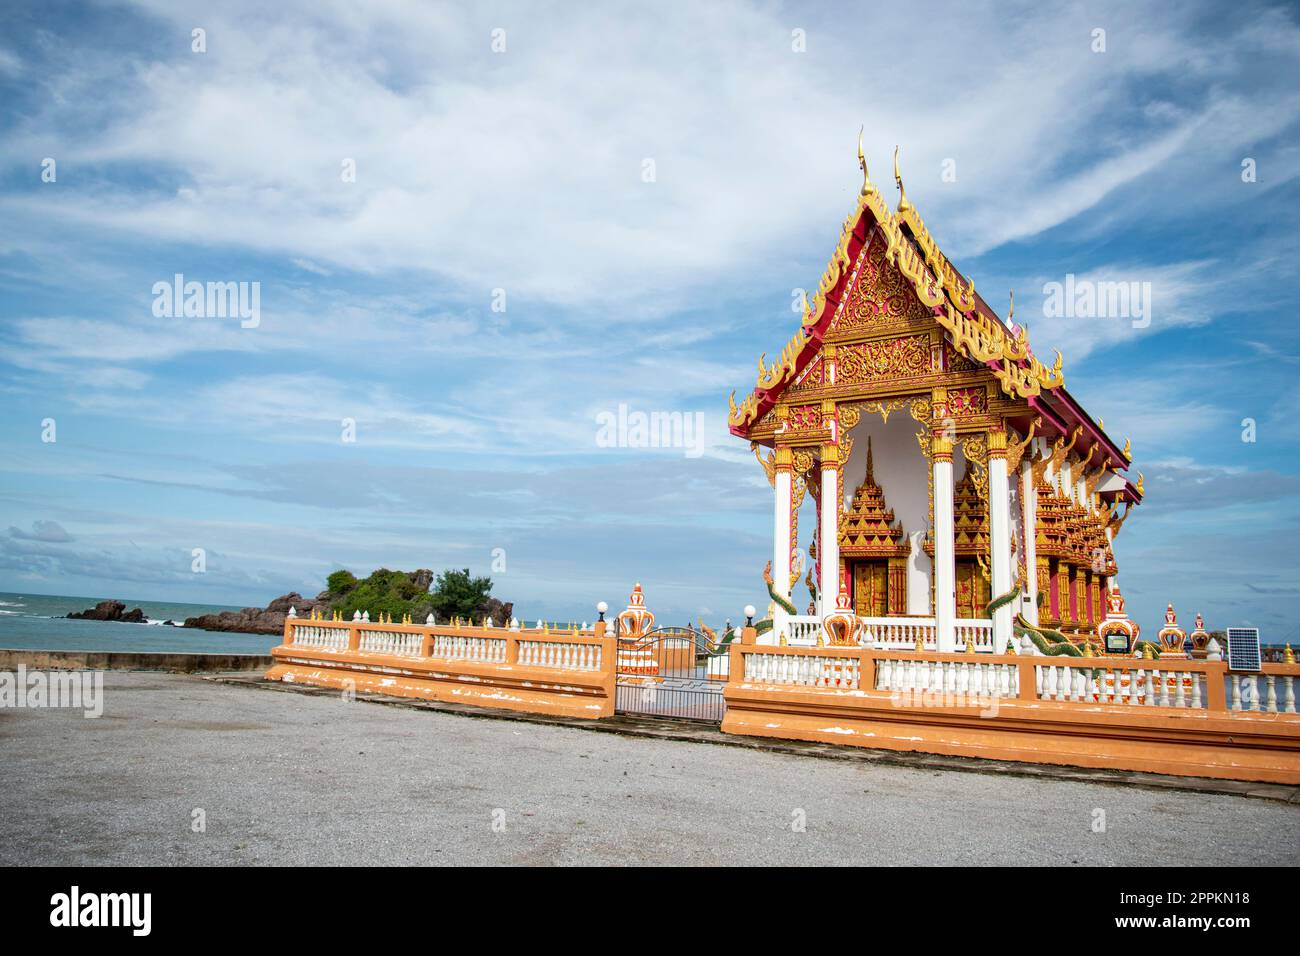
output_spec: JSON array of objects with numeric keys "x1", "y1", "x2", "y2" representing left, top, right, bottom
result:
[
  {"x1": 749, "y1": 560, "x2": 797, "y2": 637},
  {"x1": 986, "y1": 584, "x2": 1160, "y2": 659},
  {"x1": 698, "y1": 563, "x2": 791, "y2": 653}
]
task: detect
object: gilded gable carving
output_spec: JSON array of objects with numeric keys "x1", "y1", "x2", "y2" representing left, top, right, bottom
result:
[
  {"x1": 830, "y1": 230, "x2": 933, "y2": 337},
  {"x1": 836, "y1": 334, "x2": 931, "y2": 385}
]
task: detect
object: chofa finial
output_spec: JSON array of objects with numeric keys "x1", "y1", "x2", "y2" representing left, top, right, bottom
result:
[
  {"x1": 858, "y1": 126, "x2": 871, "y2": 196},
  {"x1": 893, "y1": 145, "x2": 911, "y2": 212}
]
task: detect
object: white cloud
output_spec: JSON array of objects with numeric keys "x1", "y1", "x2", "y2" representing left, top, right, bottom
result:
[{"x1": 4, "y1": 1, "x2": 1298, "y2": 317}]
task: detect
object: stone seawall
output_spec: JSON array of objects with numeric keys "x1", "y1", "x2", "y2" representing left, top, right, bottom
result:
[{"x1": 0, "y1": 649, "x2": 272, "y2": 673}]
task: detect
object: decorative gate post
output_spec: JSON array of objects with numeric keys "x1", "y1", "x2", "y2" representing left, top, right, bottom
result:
[{"x1": 615, "y1": 584, "x2": 658, "y2": 681}]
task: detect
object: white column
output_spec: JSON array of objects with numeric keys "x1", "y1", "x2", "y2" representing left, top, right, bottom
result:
[
  {"x1": 932, "y1": 435, "x2": 957, "y2": 652},
  {"x1": 1020, "y1": 452, "x2": 1039, "y2": 626},
  {"x1": 819, "y1": 454, "x2": 840, "y2": 618},
  {"x1": 988, "y1": 432, "x2": 1012, "y2": 652},
  {"x1": 770, "y1": 450, "x2": 793, "y2": 644}
]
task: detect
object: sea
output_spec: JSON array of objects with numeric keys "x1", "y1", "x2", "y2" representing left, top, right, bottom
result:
[{"x1": 0, "y1": 592, "x2": 277, "y2": 654}]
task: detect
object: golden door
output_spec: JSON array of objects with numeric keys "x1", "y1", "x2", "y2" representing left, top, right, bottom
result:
[
  {"x1": 853, "y1": 562, "x2": 889, "y2": 617},
  {"x1": 955, "y1": 561, "x2": 990, "y2": 619}
]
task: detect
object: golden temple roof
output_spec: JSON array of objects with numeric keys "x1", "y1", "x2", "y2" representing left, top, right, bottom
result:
[{"x1": 728, "y1": 138, "x2": 1139, "y2": 504}]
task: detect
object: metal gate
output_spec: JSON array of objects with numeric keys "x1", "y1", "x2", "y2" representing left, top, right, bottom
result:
[{"x1": 614, "y1": 625, "x2": 732, "y2": 723}]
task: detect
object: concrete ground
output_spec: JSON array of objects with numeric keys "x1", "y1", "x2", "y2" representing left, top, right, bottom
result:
[{"x1": 1, "y1": 672, "x2": 1297, "y2": 866}]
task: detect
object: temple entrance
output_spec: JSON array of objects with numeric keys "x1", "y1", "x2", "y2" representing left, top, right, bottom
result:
[
  {"x1": 955, "y1": 560, "x2": 990, "y2": 619},
  {"x1": 852, "y1": 561, "x2": 890, "y2": 616},
  {"x1": 614, "y1": 625, "x2": 729, "y2": 723},
  {"x1": 839, "y1": 437, "x2": 912, "y2": 618}
]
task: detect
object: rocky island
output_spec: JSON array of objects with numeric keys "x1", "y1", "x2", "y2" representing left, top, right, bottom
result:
[
  {"x1": 67, "y1": 600, "x2": 147, "y2": 623},
  {"x1": 182, "y1": 567, "x2": 511, "y2": 636}
]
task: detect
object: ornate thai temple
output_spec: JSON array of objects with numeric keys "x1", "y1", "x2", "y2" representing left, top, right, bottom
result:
[
  {"x1": 730, "y1": 141, "x2": 1143, "y2": 652},
  {"x1": 265, "y1": 138, "x2": 1298, "y2": 786}
]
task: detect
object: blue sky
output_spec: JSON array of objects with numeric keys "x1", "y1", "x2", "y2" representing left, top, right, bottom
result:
[{"x1": 1, "y1": 1, "x2": 1299, "y2": 639}]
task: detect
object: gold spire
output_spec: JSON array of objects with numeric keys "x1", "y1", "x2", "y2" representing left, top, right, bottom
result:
[
  {"x1": 893, "y1": 145, "x2": 911, "y2": 212},
  {"x1": 857, "y1": 126, "x2": 871, "y2": 196},
  {"x1": 1008, "y1": 289, "x2": 1014, "y2": 323},
  {"x1": 865, "y1": 435, "x2": 875, "y2": 484}
]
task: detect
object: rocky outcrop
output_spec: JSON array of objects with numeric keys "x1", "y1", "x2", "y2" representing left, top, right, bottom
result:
[
  {"x1": 479, "y1": 598, "x2": 514, "y2": 628},
  {"x1": 181, "y1": 570, "x2": 511, "y2": 636},
  {"x1": 67, "y1": 600, "x2": 147, "y2": 624},
  {"x1": 182, "y1": 590, "x2": 333, "y2": 636}
]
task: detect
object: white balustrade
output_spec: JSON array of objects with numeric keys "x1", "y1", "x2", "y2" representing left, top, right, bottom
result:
[
  {"x1": 859, "y1": 617, "x2": 937, "y2": 651},
  {"x1": 290, "y1": 623, "x2": 349, "y2": 651},
  {"x1": 874, "y1": 655, "x2": 1017, "y2": 698},
  {"x1": 427, "y1": 632, "x2": 508, "y2": 663},
  {"x1": 784, "y1": 616, "x2": 823, "y2": 646},
  {"x1": 1231, "y1": 672, "x2": 1295, "y2": 713},
  {"x1": 953, "y1": 618, "x2": 995, "y2": 652},
  {"x1": 742, "y1": 652, "x2": 860, "y2": 689},
  {"x1": 1032, "y1": 662, "x2": 1211, "y2": 709},
  {"x1": 358, "y1": 628, "x2": 423, "y2": 657},
  {"x1": 517, "y1": 640, "x2": 602, "y2": 671},
  {"x1": 781, "y1": 615, "x2": 994, "y2": 653}
]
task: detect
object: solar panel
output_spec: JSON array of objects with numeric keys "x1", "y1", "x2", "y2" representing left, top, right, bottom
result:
[{"x1": 1226, "y1": 627, "x2": 1262, "y2": 672}]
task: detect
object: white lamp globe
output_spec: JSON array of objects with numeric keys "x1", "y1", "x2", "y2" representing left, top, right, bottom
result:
[
  {"x1": 743, "y1": 605, "x2": 756, "y2": 619},
  {"x1": 596, "y1": 601, "x2": 609, "y2": 614}
]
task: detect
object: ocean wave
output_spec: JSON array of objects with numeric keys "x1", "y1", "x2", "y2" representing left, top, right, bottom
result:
[{"x1": 0, "y1": 600, "x2": 25, "y2": 607}]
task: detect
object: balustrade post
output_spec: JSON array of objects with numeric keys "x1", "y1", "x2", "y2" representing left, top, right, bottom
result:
[
  {"x1": 347, "y1": 626, "x2": 361, "y2": 652},
  {"x1": 1204, "y1": 662, "x2": 1226, "y2": 712},
  {"x1": 850, "y1": 647, "x2": 872, "y2": 693},
  {"x1": 1016, "y1": 660, "x2": 1036, "y2": 700}
]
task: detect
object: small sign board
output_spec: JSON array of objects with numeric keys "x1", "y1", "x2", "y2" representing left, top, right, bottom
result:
[
  {"x1": 1105, "y1": 632, "x2": 1131, "y2": 655},
  {"x1": 1226, "y1": 627, "x2": 1262, "y2": 672}
]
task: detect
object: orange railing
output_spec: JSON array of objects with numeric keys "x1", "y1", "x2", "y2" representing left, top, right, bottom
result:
[
  {"x1": 723, "y1": 642, "x2": 1300, "y2": 783},
  {"x1": 269, "y1": 618, "x2": 616, "y2": 718}
]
